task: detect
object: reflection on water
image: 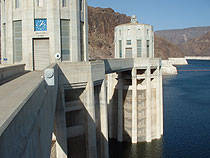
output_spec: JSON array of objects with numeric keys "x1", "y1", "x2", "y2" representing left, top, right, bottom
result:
[
  {"x1": 109, "y1": 60, "x2": 210, "y2": 158},
  {"x1": 109, "y1": 138, "x2": 163, "y2": 158}
]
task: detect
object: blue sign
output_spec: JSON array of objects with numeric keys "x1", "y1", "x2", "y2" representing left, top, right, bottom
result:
[
  {"x1": 34, "y1": 19, "x2": 47, "y2": 31},
  {"x1": 3, "y1": 58, "x2": 7, "y2": 61}
]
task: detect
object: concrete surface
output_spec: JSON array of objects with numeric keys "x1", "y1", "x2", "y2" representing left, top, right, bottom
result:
[
  {"x1": 0, "y1": 64, "x2": 58, "y2": 158},
  {"x1": 0, "y1": 64, "x2": 25, "y2": 83}
]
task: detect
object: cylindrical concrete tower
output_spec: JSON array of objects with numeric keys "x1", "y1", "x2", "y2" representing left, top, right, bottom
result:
[
  {"x1": 1, "y1": 0, "x2": 89, "y2": 70},
  {"x1": 115, "y1": 15, "x2": 154, "y2": 58}
]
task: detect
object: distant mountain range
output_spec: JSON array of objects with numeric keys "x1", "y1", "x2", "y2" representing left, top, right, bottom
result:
[
  {"x1": 156, "y1": 26, "x2": 210, "y2": 45},
  {"x1": 88, "y1": 6, "x2": 210, "y2": 59}
]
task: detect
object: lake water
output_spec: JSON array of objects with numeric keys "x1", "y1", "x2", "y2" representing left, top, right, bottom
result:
[{"x1": 109, "y1": 60, "x2": 210, "y2": 158}]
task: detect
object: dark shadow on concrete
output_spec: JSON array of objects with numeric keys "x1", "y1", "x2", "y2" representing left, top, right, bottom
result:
[
  {"x1": 0, "y1": 70, "x2": 30, "y2": 86},
  {"x1": 54, "y1": 68, "x2": 109, "y2": 158}
]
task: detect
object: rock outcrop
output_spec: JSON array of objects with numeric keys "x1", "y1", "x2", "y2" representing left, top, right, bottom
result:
[
  {"x1": 180, "y1": 31, "x2": 210, "y2": 56},
  {"x1": 88, "y1": 6, "x2": 185, "y2": 60},
  {"x1": 88, "y1": 6, "x2": 130, "y2": 59},
  {"x1": 154, "y1": 35, "x2": 184, "y2": 59}
]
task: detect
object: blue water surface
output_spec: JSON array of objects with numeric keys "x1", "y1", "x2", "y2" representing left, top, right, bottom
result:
[{"x1": 110, "y1": 60, "x2": 210, "y2": 158}]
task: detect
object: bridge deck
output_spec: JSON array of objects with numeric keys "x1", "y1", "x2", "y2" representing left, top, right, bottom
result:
[{"x1": 0, "y1": 71, "x2": 43, "y2": 136}]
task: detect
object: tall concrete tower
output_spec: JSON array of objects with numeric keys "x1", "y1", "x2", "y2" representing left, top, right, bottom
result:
[
  {"x1": 115, "y1": 15, "x2": 154, "y2": 58},
  {"x1": 1, "y1": 0, "x2": 89, "y2": 70},
  {"x1": 109, "y1": 15, "x2": 163, "y2": 143}
]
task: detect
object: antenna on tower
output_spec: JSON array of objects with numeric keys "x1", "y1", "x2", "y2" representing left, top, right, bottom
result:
[{"x1": 131, "y1": 15, "x2": 138, "y2": 23}]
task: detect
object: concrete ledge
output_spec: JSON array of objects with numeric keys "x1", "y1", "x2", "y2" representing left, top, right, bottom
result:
[
  {"x1": 168, "y1": 58, "x2": 188, "y2": 65},
  {"x1": 0, "y1": 64, "x2": 25, "y2": 82},
  {"x1": 185, "y1": 56, "x2": 210, "y2": 60},
  {"x1": 104, "y1": 58, "x2": 134, "y2": 74},
  {"x1": 59, "y1": 61, "x2": 105, "y2": 85}
]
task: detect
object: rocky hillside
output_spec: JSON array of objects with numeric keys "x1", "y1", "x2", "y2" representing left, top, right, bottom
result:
[
  {"x1": 88, "y1": 6, "x2": 185, "y2": 59},
  {"x1": 180, "y1": 31, "x2": 210, "y2": 56},
  {"x1": 154, "y1": 35, "x2": 184, "y2": 59},
  {"x1": 88, "y1": 6, "x2": 130, "y2": 59},
  {"x1": 155, "y1": 26, "x2": 210, "y2": 45}
]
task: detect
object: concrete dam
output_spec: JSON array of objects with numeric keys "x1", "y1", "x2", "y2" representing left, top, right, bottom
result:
[
  {"x1": 0, "y1": 0, "x2": 163, "y2": 157},
  {"x1": 0, "y1": 58, "x2": 163, "y2": 158}
]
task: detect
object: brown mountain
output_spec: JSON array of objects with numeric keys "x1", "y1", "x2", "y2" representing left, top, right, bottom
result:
[
  {"x1": 154, "y1": 35, "x2": 184, "y2": 59},
  {"x1": 156, "y1": 26, "x2": 210, "y2": 45},
  {"x1": 88, "y1": 6, "x2": 184, "y2": 59},
  {"x1": 88, "y1": 6, "x2": 130, "y2": 59},
  {"x1": 180, "y1": 31, "x2": 210, "y2": 56}
]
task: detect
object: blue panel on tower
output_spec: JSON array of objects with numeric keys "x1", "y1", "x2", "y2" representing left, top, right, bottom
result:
[{"x1": 34, "y1": 19, "x2": 47, "y2": 31}]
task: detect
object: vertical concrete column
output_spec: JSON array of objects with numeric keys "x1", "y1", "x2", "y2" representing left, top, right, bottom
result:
[
  {"x1": 100, "y1": 79, "x2": 109, "y2": 158},
  {"x1": 107, "y1": 74, "x2": 113, "y2": 138},
  {"x1": 54, "y1": 87, "x2": 68, "y2": 158},
  {"x1": 86, "y1": 81, "x2": 98, "y2": 158},
  {"x1": 83, "y1": 0, "x2": 89, "y2": 61},
  {"x1": 117, "y1": 72, "x2": 123, "y2": 142},
  {"x1": 132, "y1": 68, "x2": 138, "y2": 143},
  {"x1": 1, "y1": 0, "x2": 5, "y2": 63},
  {"x1": 47, "y1": 0, "x2": 61, "y2": 64},
  {"x1": 107, "y1": 73, "x2": 117, "y2": 139},
  {"x1": 142, "y1": 30, "x2": 146, "y2": 58},
  {"x1": 5, "y1": 0, "x2": 13, "y2": 64},
  {"x1": 70, "y1": 0, "x2": 81, "y2": 62},
  {"x1": 155, "y1": 66, "x2": 161, "y2": 139},
  {"x1": 146, "y1": 65, "x2": 152, "y2": 142},
  {"x1": 22, "y1": 0, "x2": 34, "y2": 70},
  {"x1": 160, "y1": 67, "x2": 164, "y2": 135}
]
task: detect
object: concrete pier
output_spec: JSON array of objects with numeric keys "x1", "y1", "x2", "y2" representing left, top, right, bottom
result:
[
  {"x1": 107, "y1": 58, "x2": 163, "y2": 143},
  {"x1": 132, "y1": 68, "x2": 137, "y2": 143},
  {"x1": 117, "y1": 72, "x2": 123, "y2": 142}
]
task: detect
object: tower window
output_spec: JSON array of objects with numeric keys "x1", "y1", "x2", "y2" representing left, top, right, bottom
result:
[
  {"x1": 80, "y1": 22, "x2": 84, "y2": 61},
  {"x1": 127, "y1": 40, "x2": 131, "y2": 45},
  {"x1": 62, "y1": 0, "x2": 67, "y2": 7},
  {"x1": 37, "y1": 0, "x2": 44, "y2": 7},
  {"x1": 147, "y1": 40, "x2": 150, "y2": 57},
  {"x1": 13, "y1": 21, "x2": 22, "y2": 62},
  {"x1": 15, "y1": 0, "x2": 19, "y2": 8},
  {"x1": 147, "y1": 29, "x2": 149, "y2": 35},
  {"x1": 137, "y1": 40, "x2": 142, "y2": 57},
  {"x1": 119, "y1": 40, "x2": 122, "y2": 58},
  {"x1": 61, "y1": 20, "x2": 70, "y2": 61},
  {"x1": 80, "y1": 0, "x2": 83, "y2": 11}
]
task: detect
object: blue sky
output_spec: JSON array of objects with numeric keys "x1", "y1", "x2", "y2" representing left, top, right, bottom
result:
[{"x1": 87, "y1": 0, "x2": 210, "y2": 31}]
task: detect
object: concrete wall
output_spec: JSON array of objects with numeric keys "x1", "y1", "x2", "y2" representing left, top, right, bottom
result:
[
  {"x1": 168, "y1": 58, "x2": 188, "y2": 65},
  {"x1": 1, "y1": 0, "x2": 88, "y2": 70},
  {"x1": 0, "y1": 64, "x2": 25, "y2": 82},
  {"x1": 57, "y1": 61, "x2": 109, "y2": 158},
  {"x1": 0, "y1": 64, "x2": 58, "y2": 158}
]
